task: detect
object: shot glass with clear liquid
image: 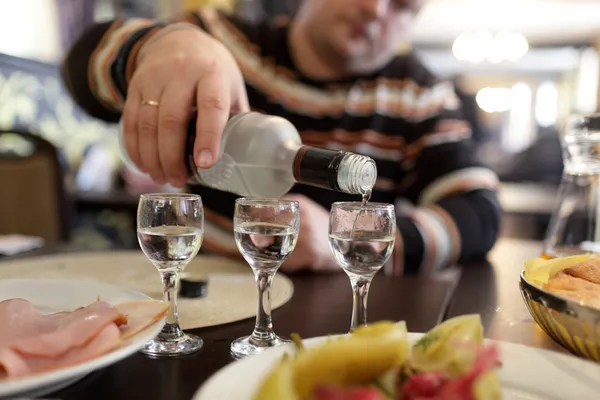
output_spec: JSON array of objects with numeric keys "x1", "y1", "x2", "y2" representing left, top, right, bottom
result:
[
  {"x1": 137, "y1": 193, "x2": 204, "y2": 357},
  {"x1": 543, "y1": 113, "x2": 600, "y2": 259},
  {"x1": 329, "y1": 202, "x2": 396, "y2": 330},
  {"x1": 230, "y1": 198, "x2": 300, "y2": 359}
]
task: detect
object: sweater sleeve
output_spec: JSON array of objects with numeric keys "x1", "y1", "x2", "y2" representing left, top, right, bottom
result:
[
  {"x1": 61, "y1": 18, "x2": 168, "y2": 120},
  {"x1": 391, "y1": 80, "x2": 502, "y2": 276},
  {"x1": 60, "y1": 11, "x2": 256, "y2": 261},
  {"x1": 60, "y1": 9, "x2": 264, "y2": 122}
]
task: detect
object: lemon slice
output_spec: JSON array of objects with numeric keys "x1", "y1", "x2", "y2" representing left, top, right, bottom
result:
[
  {"x1": 411, "y1": 314, "x2": 483, "y2": 376},
  {"x1": 253, "y1": 321, "x2": 409, "y2": 400},
  {"x1": 254, "y1": 355, "x2": 296, "y2": 400},
  {"x1": 473, "y1": 370, "x2": 501, "y2": 400},
  {"x1": 523, "y1": 257, "x2": 547, "y2": 275}
]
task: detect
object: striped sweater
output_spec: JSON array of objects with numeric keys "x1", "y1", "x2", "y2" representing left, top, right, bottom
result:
[{"x1": 61, "y1": 9, "x2": 502, "y2": 275}]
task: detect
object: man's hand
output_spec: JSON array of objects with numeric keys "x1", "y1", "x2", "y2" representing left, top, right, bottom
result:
[
  {"x1": 280, "y1": 194, "x2": 339, "y2": 273},
  {"x1": 123, "y1": 24, "x2": 249, "y2": 187}
]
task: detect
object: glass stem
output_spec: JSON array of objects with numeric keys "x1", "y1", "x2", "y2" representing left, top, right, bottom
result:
[
  {"x1": 158, "y1": 270, "x2": 184, "y2": 340},
  {"x1": 349, "y1": 275, "x2": 372, "y2": 330},
  {"x1": 250, "y1": 270, "x2": 275, "y2": 344}
]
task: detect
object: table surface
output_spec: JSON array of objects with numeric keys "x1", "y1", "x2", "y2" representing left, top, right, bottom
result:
[
  {"x1": 29, "y1": 262, "x2": 454, "y2": 400},
  {"x1": 446, "y1": 238, "x2": 564, "y2": 352},
  {"x1": 1, "y1": 238, "x2": 571, "y2": 399}
]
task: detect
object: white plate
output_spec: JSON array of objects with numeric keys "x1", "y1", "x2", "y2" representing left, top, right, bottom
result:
[
  {"x1": 194, "y1": 333, "x2": 600, "y2": 400},
  {"x1": 0, "y1": 278, "x2": 164, "y2": 399}
]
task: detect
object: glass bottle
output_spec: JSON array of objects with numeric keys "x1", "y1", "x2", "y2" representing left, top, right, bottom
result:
[
  {"x1": 118, "y1": 112, "x2": 377, "y2": 198},
  {"x1": 543, "y1": 113, "x2": 600, "y2": 258}
]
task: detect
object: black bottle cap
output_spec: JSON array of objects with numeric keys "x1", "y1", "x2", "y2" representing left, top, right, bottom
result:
[{"x1": 179, "y1": 278, "x2": 208, "y2": 298}]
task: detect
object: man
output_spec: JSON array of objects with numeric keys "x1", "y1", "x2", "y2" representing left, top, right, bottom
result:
[{"x1": 62, "y1": 0, "x2": 501, "y2": 275}]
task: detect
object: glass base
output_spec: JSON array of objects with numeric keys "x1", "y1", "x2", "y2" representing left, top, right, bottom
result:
[
  {"x1": 230, "y1": 334, "x2": 291, "y2": 360},
  {"x1": 141, "y1": 333, "x2": 203, "y2": 358}
]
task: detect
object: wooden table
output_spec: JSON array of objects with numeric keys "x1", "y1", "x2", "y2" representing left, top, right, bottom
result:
[
  {"x1": 27, "y1": 263, "x2": 455, "y2": 400},
  {"x1": 1, "y1": 238, "x2": 573, "y2": 399},
  {"x1": 446, "y1": 238, "x2": 564, "y2": 352}
]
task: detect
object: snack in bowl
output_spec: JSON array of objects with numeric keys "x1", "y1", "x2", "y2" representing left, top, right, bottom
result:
[
  {"x1": 0, "y1": 298, "x2": 168, "y2": 380},
  {"x1": 253, "y1": 314, "x2": 500, "y2": 400},
  {"x1": 523, "y1": 254, "x2": 600, "y2": 309}
]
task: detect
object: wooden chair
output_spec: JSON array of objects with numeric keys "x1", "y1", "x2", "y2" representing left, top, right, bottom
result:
[{"x1": 0, "y1": 129, "x2": 72, "y2": 244}]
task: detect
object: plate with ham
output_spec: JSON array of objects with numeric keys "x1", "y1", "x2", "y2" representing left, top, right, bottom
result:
[
  {"x1": 193, "y1": 314, "x2": 600, "y2": 400},
  {"x1": 0, "y1": 278, "x2": 168, "y2": 399}
]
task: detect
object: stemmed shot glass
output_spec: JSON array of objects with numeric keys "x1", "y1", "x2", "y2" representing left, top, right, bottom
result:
[
  {"x1": 329, "y1": 202, "x2": 396, "y2": 330},
  {"x1": 137, "y1": 193, "x2": 204, "y2": 357},
  {"x1": 230, "y1": 198, "x2": 300, "y2": 359}
]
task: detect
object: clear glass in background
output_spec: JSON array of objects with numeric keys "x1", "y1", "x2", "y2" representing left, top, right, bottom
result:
[
  {"x1": 137, "y1": 193, "x2": 204, "y2": 357},
  {"x1": 230, "y1": 198, "x2": 300, "y2": 359},
  {"x1": 543, "y1": 113, "x2": 600, "y2": 259},
  {"x1": 329, "y1": 202, "x2": 396, "y2": 330}
]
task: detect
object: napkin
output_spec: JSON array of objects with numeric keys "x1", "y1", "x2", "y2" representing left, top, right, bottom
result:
[{"x1": 0, "y1": 234, "x2": 44, "y2": 256}]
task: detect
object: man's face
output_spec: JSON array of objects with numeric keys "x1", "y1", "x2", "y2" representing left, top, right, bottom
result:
[{"x1": 299, "y1": 0, "x2": 423, "y2": 64}]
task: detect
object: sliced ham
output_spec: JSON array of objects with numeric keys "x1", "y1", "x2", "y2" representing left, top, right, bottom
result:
[
  {"x1": 115, "y1": 300, "x2": 168, "y2": 340},
  {"x1": 0, "y1": 299, "x2": 127, "y2": 379},
  {"x1": 0, "y1": 323, "x2": 122, "y2": 378},
  {"x1": 0, "y1": 298, "x2": 167, "y2": 380},
  {"x1": 6, "y1": 307, "x2": 126, "y2": 358},
  {"x1": 0, "y1": 299, "x2": 126, "y2": 347},
  {"x1": 0, "y1": 299, "x2": 62, "y2": 344}
]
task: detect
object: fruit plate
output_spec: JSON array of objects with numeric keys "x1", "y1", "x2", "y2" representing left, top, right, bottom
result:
[{"x1": 193, "y1": 333, "x2": 600, "y2": 400}]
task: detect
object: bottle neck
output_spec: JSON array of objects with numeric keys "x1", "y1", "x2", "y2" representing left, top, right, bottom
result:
[{"x1": 292, "y1": 146, "x2": 377, "y2": 195}]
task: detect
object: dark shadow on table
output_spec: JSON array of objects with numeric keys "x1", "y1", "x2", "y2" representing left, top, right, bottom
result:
[
  {"x1": 444, "y1": 260, "x2": 498, "y2": 333},
  {"x1": 449, "y1": 250, "x2": 566, "y2": 352}
]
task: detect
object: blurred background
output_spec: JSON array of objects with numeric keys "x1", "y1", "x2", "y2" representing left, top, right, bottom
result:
[{"x1": 0, "y1": 0, "x2": 598, "y2": 251}]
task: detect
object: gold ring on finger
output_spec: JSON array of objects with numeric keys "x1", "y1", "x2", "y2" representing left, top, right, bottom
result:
[{"x1": 141, "y1": 100, "x2": 160, "y2": 107}]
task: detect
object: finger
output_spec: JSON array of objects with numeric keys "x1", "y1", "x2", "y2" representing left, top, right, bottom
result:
[
  {"x1": 157, "y1": 82, "x2": 196, "y2": 186},
  {"x1": 194, "y1": 71, "x2": 230, "y2": 168},
  {"x1": 313, "y1": 259, "x2": 340, "y2": 273},
  {"x1": 122, "y1": 83, "x2": 142, "y2": 171},
  {"x1": 138, "y1": 88, "x2": 165, "y2": 183},
  {"x1": 279, "y1": 257, "x2": 306, "y2": 273},
  {"x1": 280, "y1": 249, "x2": 309, "y2": 273},
  {"x1": 250, "y1": 233, "x2": 276, "y2": 248},
  {"x1": 230, "y1": 80, "x2": 250, "y2": 113},
  {"x1": 281, "y1": 193, "x2": 302, "y2": 202}
]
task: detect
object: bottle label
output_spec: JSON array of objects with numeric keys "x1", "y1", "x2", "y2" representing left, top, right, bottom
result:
[{"x1": 293, "y1": 146, "x2": 345, "y2": 191}]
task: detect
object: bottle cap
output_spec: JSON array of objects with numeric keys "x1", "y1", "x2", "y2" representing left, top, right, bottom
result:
[{"x1": 338, "y1": 154, "x2": 377, "y2": 195}]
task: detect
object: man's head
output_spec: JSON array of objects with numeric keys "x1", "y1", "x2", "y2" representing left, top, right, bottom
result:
[{"x1": 293, "y1": 0, "x2": 424, "y2": 72}]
